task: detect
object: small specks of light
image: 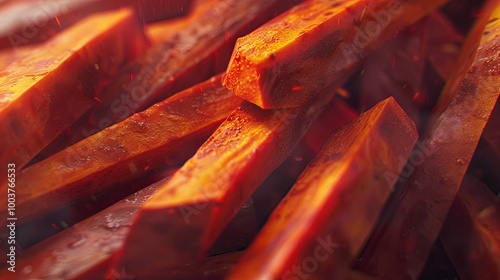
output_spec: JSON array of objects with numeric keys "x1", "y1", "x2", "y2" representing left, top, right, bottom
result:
[
  {"x1": 60, "y1": 221, "x2": 69, "y2": 229},
  {"x1": 335, "y1": 88, "x2": 350, "y2": 99},
  {"x1": 54, "y1": 16, "x2": 61, "y2": 28},
  {"x1": 360, "y1": 7, "x2": 366, "y2": 22},
  {"x1": 144, "y1": 166, "x2": 150, "y2": 171},
  {"x1": 94, "y1": 64, "x2": 100, "y2": 71},
  {"x1": 130, "y1": 73, "x2": 134, "y2": 80},
  {"x1": 93, "y1": 97, "x2": 102, "y2": 103},
  {"x1": 413, "y1": 91, "x2": 428, "y2": 106},
  {"x1": 295, "y1": 156, "x2": 303, "y2": 162},
  {"x1": 292, "y1": 85, "x2": 302, "y2": 91}
]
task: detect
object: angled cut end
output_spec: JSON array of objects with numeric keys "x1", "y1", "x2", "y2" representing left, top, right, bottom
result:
[{"x1": 111, "y1": 200, "x2": 218, "y2": 276}]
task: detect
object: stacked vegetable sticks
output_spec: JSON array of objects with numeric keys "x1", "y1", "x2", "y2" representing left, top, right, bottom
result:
[
  {"x1": 93, "y1": 0, "x2": 301, "y2": 114},
  {"x1": 1, "y1": 171, "x2": 258, "y2": 279},
  {"x1": 359, "y1": 11, "x2": 462, "y2": 130},
  {"x1": 0, "y1": 9, "x2": 147, "y2": 169},
  {"x1": 1, "y1": 173, "x2": 176, "y2": 280},
  {"x1": 0, "y1": 0, "x2": 193, "y2": 49},
  {"x1": 37, "y1": 0, "x2": 302, "y2": 162},
  {"x1": 110, "y1": 83, "x2": 340, "y2": 275},
  {"x1": 441, "y1": 176, "x2": 500, "y2": 280},
  {"x1": 424, "y1": 13, "x2": 464, "y2": 80},
  {"x1": 223, "y1": 0, "x2": 449, "y2": 109},
  {"x1": 228, "y1": 97, "x2": 418, "y2": 280},
  {"x1": 252, "y1": 96, "x2": 358, "y2": 224},
  {"x1": 0, "y1": 75, "x2": 242, "y2": 224},
  {"x1": 355, "y1": 2, "x2": 500, "y2": 279}
]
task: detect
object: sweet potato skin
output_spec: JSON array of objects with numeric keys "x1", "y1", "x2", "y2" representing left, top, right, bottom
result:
[
  {"x1": 0, "y1": 9, "x2": 148, "y2": 169},
  {"x1": 223, "y1": 0, "x2": 449, "y2": 109},
  {"x1": 228, "y1": 97, "x2": 418, "y2": 280}
]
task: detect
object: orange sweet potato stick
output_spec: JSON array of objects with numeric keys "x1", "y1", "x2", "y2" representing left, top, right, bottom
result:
[
  {"x1": 228, "y1": 97, "x2": 418, "y2": 280},
  {"x1": 440, "y1": 175, "x2": 500, "y2": 280},
  {"x1": 355, "y1": 2, "x2": 500, "y2": 279},
  {"x1": 34, "y1": 0, "x2": 303, "y2": 163},
  {"x1": 109, "y1": 81, "x2": 341, "y2": 275},
  {"x1": 0, "y1": 75, "x2": 242, "y2": 224},
  {"x1": 223, "y1": 0, "x2": 449, "y2": 109},
  {"x1": 0, "y1": 9, "x2": 148, "y2": 169},
  {"x1": 0, "y1": 170, "x2": 257, "y2": 279},
  {"x1": 0, "y1": 0, "x2": 193, "y2": 49},
  {"x1": 359, "y1": 11, "x2": 463, "y2": 131},
  {"x1": 252, "y1": 94, "x2": 358, "y2": 224}
]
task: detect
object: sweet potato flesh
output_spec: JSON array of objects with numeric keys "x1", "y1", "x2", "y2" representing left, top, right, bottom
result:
[
  {"x1": 223, "y1": 0, "x2": 449, "y2": 109},
  {"x1": 2, "y1": 172, "x2": 258, "y2": 280},
  {"x1": 229, "y1": 97, "x2": 417, "y2": 280},
  {"x1": 0, "y1": 9, "x2": 148, "y2": 169},
  {"x1": 111, "y1": 84, "x2": 340, "y2": 275},
  {"x1": 34, "y1": 0, "x2": 302, "y2": 163},
  {"x1": 1, "y1": 75, "x2": 242, "y2": 224},
  {"x1": 0, "y1": 0, "x2": 193, "y2": 49}
]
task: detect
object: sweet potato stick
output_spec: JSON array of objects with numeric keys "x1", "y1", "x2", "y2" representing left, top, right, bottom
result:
[
  {"x1": 355, "y1": 2, "x2": 500, "y2": 279},
  {"x1": 440, "y1": 175, "x2": 500, "y2": 280},
  {"x1": 0, "y1": 75, "x2": 242, "y2": 224},
  {"x1": 424, "y1": 12, "x2": 464, "y2": 80},
  {"x1": 0, "y1": 9, "x2": 148, "y2": 169},
  {"x1": 228, "y1": 97, "x2": 418, "y2": 280},
  {"x1": 110, "y1": 81, "x2": 340, "y2": 275},
  {"x1": 252, "y1": 96, "x2": 358, "y2": 224},
  {"x1": 360, "y1": 11, "x2": 463, "y2": 130},
  {"x1": 126, "y1": 250, "x2": 244, "y2": 280},
  {"x1": 0, "y1": 0, "x2": 192, "y2": 49},
  {"x1": 1, "y1": 171, "x2": 256, "y2": 280},
  {"x1": 223, "y1": 0, "x2": 449, "y2": 109},
  {"x1": 94, "y1": 0, "x2": 301, "y2": 115},
  {"x1": 35, "y1": 0, "x2": 302, "y2": 163}
]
